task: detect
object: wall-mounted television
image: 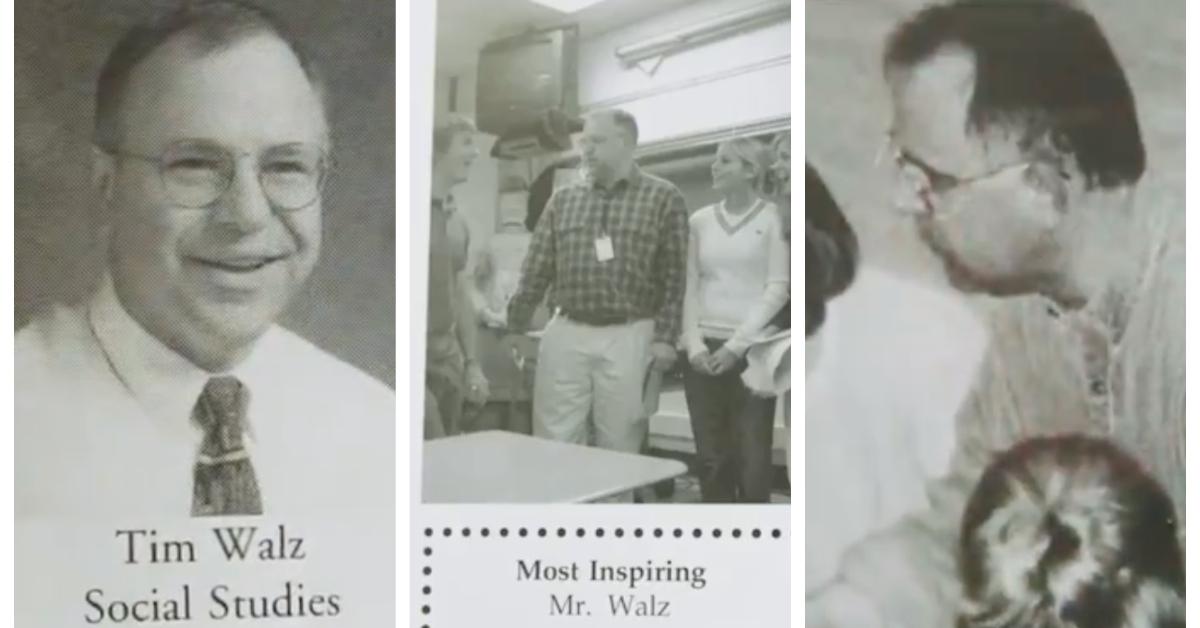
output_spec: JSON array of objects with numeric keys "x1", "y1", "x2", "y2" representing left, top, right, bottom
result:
[{"x1": 476, "y1": 25, "x2": 579, "y2": 138}]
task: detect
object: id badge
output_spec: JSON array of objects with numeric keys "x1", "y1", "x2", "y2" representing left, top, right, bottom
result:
[{"x1": 594, "y1": 235, "x2": 615, "y2": 262}]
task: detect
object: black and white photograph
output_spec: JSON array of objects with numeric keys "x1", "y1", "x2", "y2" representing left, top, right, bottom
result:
[
  {"x1": 15, "y1": 1, "x2": 397, "y2": 623},
  {"x1": 417, "y1": 0, "x2": 793, "y2": 505},
  {"x1": 806, "y1": 1, "x2": 1184, "y2": 627},
  {"x1": 15, "y1": 0, "x2": 396, "y2": 518}
]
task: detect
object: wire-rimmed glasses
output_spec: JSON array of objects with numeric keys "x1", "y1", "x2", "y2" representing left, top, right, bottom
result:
[
  {"x1": 102, "y1": 139, "x2": 330, "y2": 210},
  {"x1": 879, "y1": 135, "x2": 1030, "y2": 219}
]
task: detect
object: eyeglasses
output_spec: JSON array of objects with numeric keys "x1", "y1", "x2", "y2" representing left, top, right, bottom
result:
[
  {"x1": 879, "y1": 137, "x2": 1030, "y2": 218},
  {"x1": 103, "y1": 140, "x2": 330, "y2": 210}
]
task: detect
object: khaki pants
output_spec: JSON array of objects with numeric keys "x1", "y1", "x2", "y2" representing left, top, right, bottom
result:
[{"x1": 532, "y1": 317, "x2": 654, "y2": 454}]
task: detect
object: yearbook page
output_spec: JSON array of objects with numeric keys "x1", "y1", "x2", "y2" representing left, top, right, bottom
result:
[
  {"x1": 408, "y1": 0, "x2": 793, "y2": 625},
  {"x1": 14, "y1": 1, "x2": 397, "y2": 625}
]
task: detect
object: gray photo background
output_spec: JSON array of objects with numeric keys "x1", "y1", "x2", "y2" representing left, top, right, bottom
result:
[
  {"x1": 807, "y1": 0, "x2": 1184, "y2": 283},
  {"x1": 15, "y1": 0, "x2": 396, "y2": 385}
]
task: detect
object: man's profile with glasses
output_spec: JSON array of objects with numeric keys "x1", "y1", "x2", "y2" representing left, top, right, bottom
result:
[
  {"x1": 16, "y1": 0, "x2": 393, "y2": 518},
  {"x1": 808, "y1": 1, "x2": 1184, "y2": 627}
]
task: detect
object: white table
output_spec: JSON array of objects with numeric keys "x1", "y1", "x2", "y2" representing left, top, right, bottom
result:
[{"x1": 423, "y1": 430, "x2": 688, "y2": 503}]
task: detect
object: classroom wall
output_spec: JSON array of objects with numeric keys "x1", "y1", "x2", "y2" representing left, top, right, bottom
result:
[
  {"x1": 579, "y1": 0, "x2": 790, "y2": 145},
  {"x1": 435, "y1": 0, "x2": 791, "y2": 247}
]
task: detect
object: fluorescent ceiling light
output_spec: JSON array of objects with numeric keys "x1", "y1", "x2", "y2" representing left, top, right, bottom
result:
[{"x1": 529, "y1": 0, "x2": 608, "y2": 14}]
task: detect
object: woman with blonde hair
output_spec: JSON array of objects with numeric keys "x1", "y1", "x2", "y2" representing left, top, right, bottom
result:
[{"x1": 681, "y1": 135, "x2": 789, "y2": 503}]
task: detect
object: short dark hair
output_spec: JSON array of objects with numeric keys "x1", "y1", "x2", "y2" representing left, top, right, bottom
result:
[
  {"x1": 884, "y1": 0, "x2": 1144, "y2": 189},
  {"x1": 94, "y1": 0, "x2": 322, "y2": 149},
  {"x1": 589, "y1": 109, "x2": 639, "y2": 146},
  {"x1": 806, "y1": 163, "x2": 858, "y2": 338}
]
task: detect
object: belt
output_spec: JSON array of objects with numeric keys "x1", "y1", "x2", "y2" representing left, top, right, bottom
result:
[{"x1": 560, "y1": 310, "x2": 635, "y2": 326}]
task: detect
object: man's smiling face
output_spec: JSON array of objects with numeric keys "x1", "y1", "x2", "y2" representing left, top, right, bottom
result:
[{"x1": 101, "y1": 32, "x2": 327, "y2": 369}]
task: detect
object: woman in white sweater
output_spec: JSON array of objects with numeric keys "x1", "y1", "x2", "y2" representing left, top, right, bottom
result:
[{"x1": 681, "y1": 136, "x2": 789, "y2": 502}]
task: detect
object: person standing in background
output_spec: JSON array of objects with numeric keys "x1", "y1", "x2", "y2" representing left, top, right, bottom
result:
[
  {"x1": 742, "y1": 131, "x2": 794, "y2": 478},
  {"x1": 768, "y1": 132, "x2": 792, "y2": 243},
  {"x1": 506, "y1": 109, "x2": 688, "y2": 460},
  {"x1": 425, "y1": 114, "x2": 489, "y2": 439},
  {"x1": 468, "y1": 178, "x2": 550, "y2": 434},
  {"x1": 681, "y1": 136, "x2": 788, "y2": 503}
]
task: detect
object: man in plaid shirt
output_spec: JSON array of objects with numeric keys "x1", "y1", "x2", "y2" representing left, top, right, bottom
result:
[{"x1": 506, "y1": 109, "x2": 688, "y2": 456}]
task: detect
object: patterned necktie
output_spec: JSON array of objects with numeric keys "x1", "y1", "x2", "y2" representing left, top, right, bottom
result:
[{"x1": 192, "y1": 376, "x2": 263, "y2": 516}]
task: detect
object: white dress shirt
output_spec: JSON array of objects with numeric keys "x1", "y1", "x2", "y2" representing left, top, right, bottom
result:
[
  {"x1": 16, "y1": 276, "x2": 394, "y2": 518},
  {"x1": 805, "y1": 267, "x2": 987, "y2": 594}
]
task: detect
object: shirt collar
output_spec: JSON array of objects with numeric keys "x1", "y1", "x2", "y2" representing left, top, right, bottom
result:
[
  {"x1": 87, "y1": 274, "x2": 259, "y2": 437},
  {"x1": 587, "y1": 163, "x2": 642, "y2": 192},
  {"x1": 1042, "y1": 245, "x2": 1156, "y2": 348},
  {"x1": 1042, "y1": 192, "x2": 1175, "y2": 344}
]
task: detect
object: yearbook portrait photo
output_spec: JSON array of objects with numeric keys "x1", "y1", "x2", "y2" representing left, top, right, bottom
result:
[{"x1": 15, "y1": 0, "x2": 396, "y2": 518}]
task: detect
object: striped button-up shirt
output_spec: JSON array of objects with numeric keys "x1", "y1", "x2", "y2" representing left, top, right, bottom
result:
[
  {"x1": 816, "y1": 197, "x2": 1185, "y2": 628},
  {"x1": 507, "y1": 165, "x2": 689, "y2": 344}
]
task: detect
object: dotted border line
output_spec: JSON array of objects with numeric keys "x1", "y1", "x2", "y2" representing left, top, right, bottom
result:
[
  {"x1": 418, "y1": 527, "x2": 784, "y2": 625},
  {"x1": 422, "y1": 527, "x2": 784, "y2": 539},
  {"x1": 420, "y1": 555, "x2": 432, "y2": 628}
]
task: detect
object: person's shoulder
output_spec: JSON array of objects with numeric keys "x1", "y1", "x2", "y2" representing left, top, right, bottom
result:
[
  {"x1": 855, "y1": 267, "x2": 982, "y2": 325},
  {"x1": 636, "y1": 169, "x2": 678, "y2": 189},
  {"x1": 16, "y1": 303, "x2": 109, "y2": 500},
  {"x1": 248, "y1": 328, "x2": 394, "y2": 503},
  {"x1": 636, "y1": 170, "x2": 685, "y2": 198},
  {"x1": 758, "y1": 199, "x2": 785, "y2": 224},
  {"x1": 554, "y1": 178, "x2": 590, "y2": 198},
  {"x1": 258, "y1": 327, "x2": 395, "y2": 404},
  {"x1": 835, "y1": 267, "x2": 988, "y2": 369},
  {"x1": 544, "y1": 181, "x2": 587, "y2": 216},
  {"x1": 446, "y1": 206, "x2": 470, "y2": 231},
  {"x1": 746, "y1": 199, "x2": 786, "y2": 234},
  {"x1": 689, "y1": 203, "x2": 717, "y2": 226},
  {"x1": 16, "y1": 302, "x2": 95, "y2": 373}
]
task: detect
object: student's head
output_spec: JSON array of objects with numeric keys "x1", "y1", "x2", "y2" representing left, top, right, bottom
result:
[
  {"x1": 958, "y1": 435, "x2": 1184, "y2": 628},
  {"x1": 579, "y1": 109, "x2": 638, "y2": 184},
  {"x1": 806, "y1": 164, "x2": 858, "y2": 338},
  {"x1": 770, "y1": 131, "x2": 791, "y2": 198},
  {"x1": 769, "y1": 131, "x2": 792, "y2": 238},
  {"x1": 432, "y1": 114, "x2": 479, "y2": 190},
  {"x1": 711, "y1": 136, "x2": 771, "y2": 195},
  {"x1": 883, "y1": 0, "x2": 1143, "y2": 298},
  {"x1": 91, "y1": 0, "x2": 329, "y2": 371}
]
